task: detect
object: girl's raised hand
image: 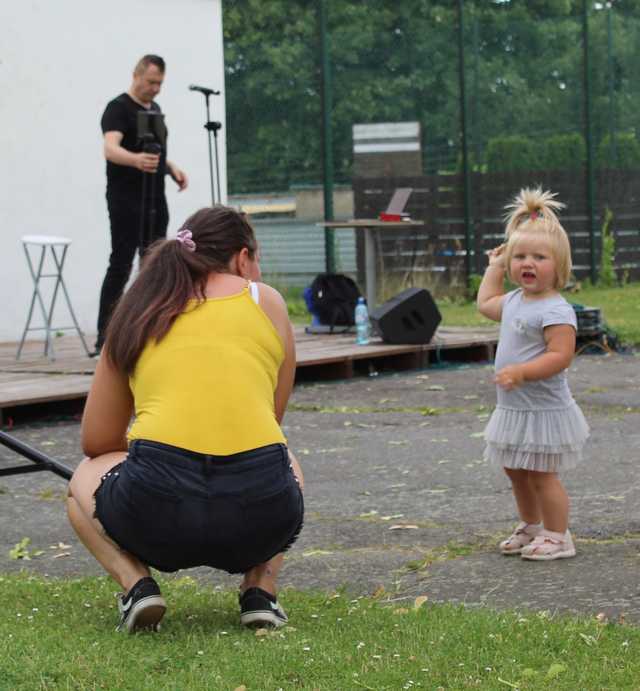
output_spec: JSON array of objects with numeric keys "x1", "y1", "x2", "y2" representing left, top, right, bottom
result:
[{"x1": 487, "y1": 244, "x2": 506, "y2": 269}]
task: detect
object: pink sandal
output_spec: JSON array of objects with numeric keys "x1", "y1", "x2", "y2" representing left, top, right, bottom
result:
[
  {"x1": 499, "y1": 522, "x2": 542, "y2": 555},
  {"x1": 520, "y1": 530, "x2": 576, "y2": 561}
]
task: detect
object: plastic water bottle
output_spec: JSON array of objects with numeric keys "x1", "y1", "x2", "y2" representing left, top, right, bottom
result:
[{"x1": 355, "y1": 297, "x2": 370, "y2": 345}]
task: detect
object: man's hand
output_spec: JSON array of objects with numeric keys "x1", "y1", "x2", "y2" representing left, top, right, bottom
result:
[
  {"x1": 135, "y1": 152, "x2": 160, "y2": 173},
  {"x1": 168, "y1": 162, "x2": 188, "y2": 191},
  {"x1": 495, "y1": 364, "x2": 526, "y2": 390}
]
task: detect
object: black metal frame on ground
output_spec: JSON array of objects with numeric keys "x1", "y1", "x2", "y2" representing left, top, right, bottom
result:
[{"x1": 0, "y1": 430, "x2": 72, "y2": 481}]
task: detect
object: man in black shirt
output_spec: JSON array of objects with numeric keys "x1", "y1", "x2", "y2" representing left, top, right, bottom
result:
[{"x1": 94, "y1": 54, "x2": 188, "y2": 354}]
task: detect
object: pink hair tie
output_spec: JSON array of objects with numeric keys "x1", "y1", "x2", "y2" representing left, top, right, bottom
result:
[
  {"x1": 176, "y1": 229, "x2": 196, "y2": 252},
  {"x1": 530, "y1": 211, "x2": 542, "y2": 221}
]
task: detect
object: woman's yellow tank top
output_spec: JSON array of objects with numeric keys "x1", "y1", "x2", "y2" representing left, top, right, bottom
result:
[{"x1": 127, "y1": 286, "x2": 286, "y2": 455}]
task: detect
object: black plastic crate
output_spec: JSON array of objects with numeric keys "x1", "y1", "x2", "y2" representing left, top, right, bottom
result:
[{"x1": 571, "y1": 304, "x2": 603, "y2": 336}]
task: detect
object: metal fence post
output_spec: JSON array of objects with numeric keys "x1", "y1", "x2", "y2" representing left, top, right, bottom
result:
[
  {"x1": 318, "y1": 0, "x2": 336, "y2": 273},
  {"x1": 457, "y1": 0, "x2": 473, "y2": 281},
  {"x1": 583, "y1": 0, "x2": 598, "y2": 284}
]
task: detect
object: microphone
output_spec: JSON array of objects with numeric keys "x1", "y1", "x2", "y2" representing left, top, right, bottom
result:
[{"x1": 189, "y1": 84, "x2": 220, "y2": 96}]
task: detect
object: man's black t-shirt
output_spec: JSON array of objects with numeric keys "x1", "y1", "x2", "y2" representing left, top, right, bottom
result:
[{"x1": 101, "y1": 93, "x2": 167, "y2": 201}]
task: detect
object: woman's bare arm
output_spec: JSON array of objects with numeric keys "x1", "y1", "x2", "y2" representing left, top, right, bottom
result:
[{"x1": 81, "y1": 355, "x2": 134, "y2": 458}]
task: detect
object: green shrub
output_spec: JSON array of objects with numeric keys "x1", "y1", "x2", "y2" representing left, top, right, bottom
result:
[
  {"x1": 599, "y1": 207, "x2": 617, "y2": 287},
  {"x1": 485, "y1": 135, "x2": 541, "y2": 172},
  {"x1": 597, "y1": 132, "x2": 640, "y2": 169},
  {"x1": 543, "y1": 132, "x2": 585, "y2": 170},
  {"x1": 455, "y1": 150, "x2": 486, "y2": 174},
  {"x1": 466, "y1": 272, "x2": 483, "y2": 299}
]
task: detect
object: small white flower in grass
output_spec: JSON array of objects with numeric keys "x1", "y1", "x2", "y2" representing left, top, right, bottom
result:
[
  {"x1": 393, "y1": 654, "x2": 400, "y2": 658},
  {"x1": 622, "y1": 641, "x2": 629, "y2": 648},
  {"x1": 197, "y1": 651, "x2": 204, "y2": 656},
  {"x1": 220, "y1": 631, "x2": 228, "y2": 635},
  {"x1": 311, "y1": 614, "x2": 318, "y2": 619},
  {"x1": 303, "y1": 646, "x2": 311, "y2": 652},
  {"x1": 485, "y1": 667, "x2": 492, "y2": 671},
  {"x1": 372, "y1": 655, "x2": 382, "y2": 659},
  {"x1": 356, "y1": 641, "x2": 365, "y2": 649},
  {"x1": 84, "y1": 603, "x2": 91, "y2": 608},
  {"x1": 32, "y1": 608, "x2": 38, "y2": 612}
]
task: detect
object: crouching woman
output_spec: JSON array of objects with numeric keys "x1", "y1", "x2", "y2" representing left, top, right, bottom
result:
[{"x1": 67, "y1": 206, "x2": 304, "y2": 632}]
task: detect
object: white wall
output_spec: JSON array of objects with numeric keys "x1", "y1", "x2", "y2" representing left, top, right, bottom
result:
[{"x1": 0, "y1": 0, "x2": 226, "y2": 343}]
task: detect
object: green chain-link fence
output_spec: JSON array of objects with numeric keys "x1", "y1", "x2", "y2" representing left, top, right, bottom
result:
[{"x1": 224, "y1": 1, "x2": 640, "y2": 287}]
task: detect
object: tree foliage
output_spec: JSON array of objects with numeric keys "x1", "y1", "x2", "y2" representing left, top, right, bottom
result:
[
  {"x1": 544, "y1": 133, "x2": 586, "y2": 170},
  {"x1": 223, "y1": 1, "x2": 640, "y2": 193},
  {"x1": 597, "y1": 132, "x2": 640, "y2": 169},
  {"x1": 486, "y1": 135, "x2": 542, "y2": 172}
]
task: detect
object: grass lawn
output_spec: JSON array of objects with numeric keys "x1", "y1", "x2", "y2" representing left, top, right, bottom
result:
[
  {"x1": 436, "y1": 282, "x2": 640, "y2": 346},
  {"x1": 284, "y1": 283, "x2": 640, "y2": 346},
  {"x1": 1, "y1": 574, "x2": 638, "y2": 690}
]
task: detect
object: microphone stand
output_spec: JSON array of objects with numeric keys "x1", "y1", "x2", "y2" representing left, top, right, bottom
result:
[{"x1": 191, "y1": 89, "x2": 222, "y2": 205}]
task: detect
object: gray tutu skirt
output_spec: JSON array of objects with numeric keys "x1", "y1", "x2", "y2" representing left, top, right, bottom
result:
[{"x1": 483, "y1": 401, "x2": 589, "y2": 473}]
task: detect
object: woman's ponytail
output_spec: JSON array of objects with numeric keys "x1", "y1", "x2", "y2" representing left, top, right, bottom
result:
[
  {"x1": 103, "y1": 205, "x2": 259, "y2": 375},
  {"x1": 104, "y1": 238, "x2": 211, "y2": 374}
]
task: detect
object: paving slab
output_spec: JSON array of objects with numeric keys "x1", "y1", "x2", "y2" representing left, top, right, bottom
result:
[{"x1": 0, "y1": 351, "x2": 638, "y2": 623}]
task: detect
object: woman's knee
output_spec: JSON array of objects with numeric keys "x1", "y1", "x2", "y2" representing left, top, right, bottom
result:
[{"x1": 69, "y1": 453, "x2": 126, "y2": 500}]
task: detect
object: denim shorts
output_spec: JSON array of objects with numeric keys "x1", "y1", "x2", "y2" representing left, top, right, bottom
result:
[{"x1": 94, "y1": 439, "x2": 304, "y2": 574}]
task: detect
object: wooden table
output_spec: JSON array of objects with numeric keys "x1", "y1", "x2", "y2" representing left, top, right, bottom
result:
[{"x1": 317, "y1": 219, "x2": 424, "y2": 308}]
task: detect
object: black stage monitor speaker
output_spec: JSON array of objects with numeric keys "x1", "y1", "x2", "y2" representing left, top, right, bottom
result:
[{"x1": 370, "y1": 287, "x2": 441, "y2": 344}]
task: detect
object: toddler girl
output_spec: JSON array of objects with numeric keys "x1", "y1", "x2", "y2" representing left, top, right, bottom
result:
[{"x1": 477, "y1": 187, "x2": 589, "y2": 560}]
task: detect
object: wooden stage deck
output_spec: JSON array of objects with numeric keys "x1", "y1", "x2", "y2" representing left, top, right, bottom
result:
[{"x1": 0, "y1": 326, "x2": 498, "y2": 424}]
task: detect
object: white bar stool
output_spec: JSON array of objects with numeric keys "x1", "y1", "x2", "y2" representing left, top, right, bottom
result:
[{"x1": 16, "y1": 235, "x2": 90, "y2": 360}]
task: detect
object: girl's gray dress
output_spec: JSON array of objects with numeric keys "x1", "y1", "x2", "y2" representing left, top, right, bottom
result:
[{"x1": 484, "y1": 289, "x2": 589, "y2": 472}]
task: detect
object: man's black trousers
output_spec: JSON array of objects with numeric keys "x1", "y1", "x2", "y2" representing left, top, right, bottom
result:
[{"x1": 95, "y1": 193, "x2": 169, "y2": 349}]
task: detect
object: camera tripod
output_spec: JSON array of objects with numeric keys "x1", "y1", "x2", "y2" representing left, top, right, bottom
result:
[
  {"x1": 139, "y1": 138, "x2": 163, "y2": 252},
  {"x1": 136, "y1": 110, "x2": 166, "y2": 253}
]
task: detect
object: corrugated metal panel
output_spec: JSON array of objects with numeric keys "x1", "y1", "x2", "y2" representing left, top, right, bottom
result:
[{"x1": 253, "y1": 219, "x2": 356, "y2": 286}]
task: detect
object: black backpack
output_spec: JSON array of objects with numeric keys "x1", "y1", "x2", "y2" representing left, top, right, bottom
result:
[{"x1": 309, "y1": 273, "x2": 362, "y2": 329}]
